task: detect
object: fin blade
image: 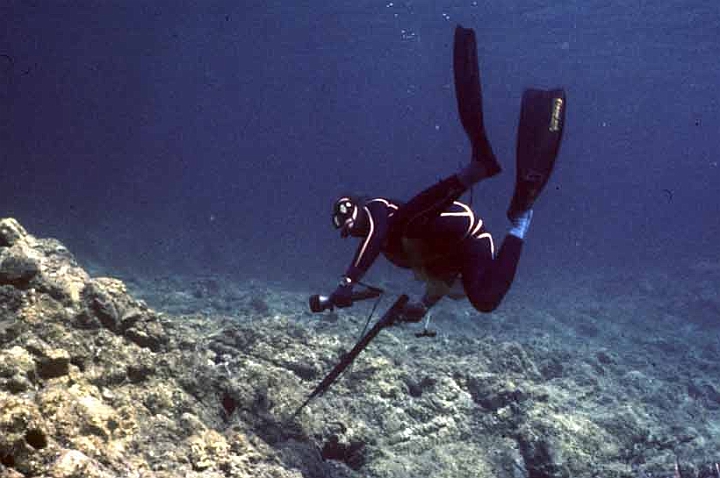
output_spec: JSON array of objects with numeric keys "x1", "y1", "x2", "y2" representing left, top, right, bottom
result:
[
  {"x1": 453, "y1": 25, "x2": 500, "y2": 176},
  {"x1": 508, "y1": 88, "x2": 567, "y2": 218}
]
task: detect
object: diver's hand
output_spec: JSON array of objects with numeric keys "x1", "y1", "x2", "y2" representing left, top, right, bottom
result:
[
  {"x1": 329, "y1": 277, "x2": 354, "y2": 308},
  {"x1": 399, "y1": 301, "x2": 427, "y2": 322}
]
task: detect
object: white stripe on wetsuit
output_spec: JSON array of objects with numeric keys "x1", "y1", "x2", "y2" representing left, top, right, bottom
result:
[
  {"x1": 441, "y1": 201, "x2": 476, "y2": 239},
  {"x1": 354, "y1": 206, "x2": 375, "y2": 268}
]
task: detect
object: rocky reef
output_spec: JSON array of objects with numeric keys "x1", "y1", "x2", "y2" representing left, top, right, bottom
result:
[{"x1": 1, "y1": 217, "x2": 719, "y2": 478}]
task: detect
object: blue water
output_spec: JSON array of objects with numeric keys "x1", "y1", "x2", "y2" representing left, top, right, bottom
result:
[{"x1": 2, "y1": 1, "x2": 719, "y2": 288}]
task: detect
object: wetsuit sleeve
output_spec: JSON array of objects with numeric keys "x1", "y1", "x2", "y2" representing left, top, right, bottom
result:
[{"x1": 343, "y1": 201, "x2": 389, "y2": 283}]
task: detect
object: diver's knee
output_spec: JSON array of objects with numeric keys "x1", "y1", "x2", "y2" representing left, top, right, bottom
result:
[
  {"x1": 468, "y1": 296, "x2": 501, "y2": 313},
  {"x1": 474, "y1": 302, "x2": 498, "y2": 313}
]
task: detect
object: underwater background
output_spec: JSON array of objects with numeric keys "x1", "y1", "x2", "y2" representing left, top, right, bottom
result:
[
  {"x1": 3, "y1": 2, "x2": 720, "y2": 477},
  {"x1": 3, "y1": 0, "x2": 718, "y2": 290}
]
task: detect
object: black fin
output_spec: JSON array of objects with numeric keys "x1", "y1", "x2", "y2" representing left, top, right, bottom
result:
[
  {"x1": 453, "y1": 25, "x2": 500, "y2": 177},
  {"x1": 507, "y1": 88, "x2": 566, "y2": 219}
]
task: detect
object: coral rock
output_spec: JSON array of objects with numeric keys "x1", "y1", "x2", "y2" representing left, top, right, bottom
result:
[{"x1": 0, "y1": 218, "x2": 28, "y2": 248}]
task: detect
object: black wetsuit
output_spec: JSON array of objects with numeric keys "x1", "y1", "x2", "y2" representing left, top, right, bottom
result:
[{"x1": 342, "y1": 194, "x2": 523, "y2": 312}]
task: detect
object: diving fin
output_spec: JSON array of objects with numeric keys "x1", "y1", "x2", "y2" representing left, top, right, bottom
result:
[
  {"x1": 453, "y1": 25, "x2": 501, "y2": 178},
  {"x1": 507, "y1": 88, "x2": 566, "y2": 220}
]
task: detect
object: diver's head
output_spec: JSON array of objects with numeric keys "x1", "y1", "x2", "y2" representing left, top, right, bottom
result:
[{"x1": 332, "y1": 196, "x2": 368, "y2": 238}]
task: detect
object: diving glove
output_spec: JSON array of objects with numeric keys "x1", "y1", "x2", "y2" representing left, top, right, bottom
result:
[
  {"x1": 329, "y1": 277, "x2": 354, "y2": 308},
  {"x1": 399, "y1": 301, "x2": 428, "y2": 323}
]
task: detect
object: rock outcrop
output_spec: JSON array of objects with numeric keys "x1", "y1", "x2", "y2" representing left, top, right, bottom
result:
[{"x1": 0, "y1": 218, "x2": 320, "y2": 477}]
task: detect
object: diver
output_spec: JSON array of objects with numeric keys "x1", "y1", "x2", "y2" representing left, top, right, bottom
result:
[{"x1": 323, "y1": 26, "x2": 566, "y2": 321}]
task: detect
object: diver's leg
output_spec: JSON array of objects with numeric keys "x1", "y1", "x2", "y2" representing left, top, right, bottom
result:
[
  {"x1": 393, "y1": 26, "x2": 500, "y2": 237},
  {"x1": 395, "y1": 161, "x2": 495, "y2": 238},
  {"x1": 396, "y1": 25, "x2": 501, "y2": 235},
  {"x1": 391, "y1": 175, "x2": 467, "y2": 237},
  {"x1": 461, "y1": 235, "x2": 523, "y2": 313}
]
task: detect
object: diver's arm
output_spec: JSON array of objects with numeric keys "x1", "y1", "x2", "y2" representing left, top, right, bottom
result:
[
  {"x1": 421, "y1": 291, "x2": 443, "y2": 308},
  {"x1": 343, "y1": 202, "x2": 390, "y2": 283},
  {"x1": 329, "y1": 202, "x2": 390, "y2": 308}
]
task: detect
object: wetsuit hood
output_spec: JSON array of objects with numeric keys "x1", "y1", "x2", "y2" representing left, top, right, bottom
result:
[{"x1": 332, "y1": 195, "x2": 369, "y2": 238}]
